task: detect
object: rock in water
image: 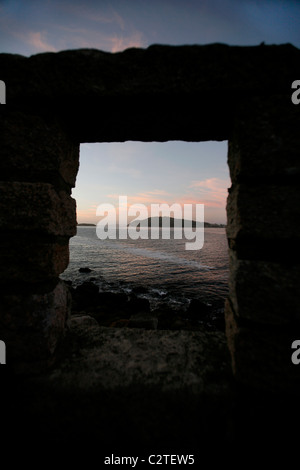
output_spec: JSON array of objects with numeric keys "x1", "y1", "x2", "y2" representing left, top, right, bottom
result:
[{"x1": 79, "y1": 267, "x2": 92, "y2": 273}]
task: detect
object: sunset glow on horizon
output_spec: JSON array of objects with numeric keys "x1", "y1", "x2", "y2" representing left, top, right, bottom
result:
[{"x1": 74, "y1": 141, "x2": 230, "y2": 225}]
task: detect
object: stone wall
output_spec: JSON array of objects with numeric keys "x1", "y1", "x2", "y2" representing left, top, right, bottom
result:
[
  {"x1": 0, "y1": 111, "x2": 79, "y2": 372},
  {"x1": 0, "y1": 44, "x2": 300, "y2": 390},
  {"x1": 226, "y1": 96, "x2": 300, "y2": 392}
]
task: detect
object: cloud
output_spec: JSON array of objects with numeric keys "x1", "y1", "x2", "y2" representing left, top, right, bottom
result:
[
  {"x1": 190, "y1": 177, "x2": 227, "y2": 190},
  {"x1": 142, "y1": 189, "x2": 170, "y2": 196},
  {"x1": 54, "y1": 2, "x2": 144, "y2": 52},
  {"x1": 27, "y1": 31, "x2": 57, "y2": 52},
  {"x1": 60, "y1": 31, "x2": 144, "y2": 53},
  {"x1": 76, "y1": 182, "x2": 229, "y2": 224},
  {"x1": 187, "y1": 177, "x2": 230, "y2": 207},
  {"x1": 17, "y1": 30, "x2": 57, "y2": 52}
]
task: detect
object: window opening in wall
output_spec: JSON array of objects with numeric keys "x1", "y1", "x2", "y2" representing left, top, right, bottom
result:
[{"x1": 61, "y1": 141, "x2": 230, "y2": 332}]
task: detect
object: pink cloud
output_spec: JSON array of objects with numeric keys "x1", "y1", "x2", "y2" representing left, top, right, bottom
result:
[
  {"x1": 190, "y1": 177, "x2": 228, "y2": 192},
  {"x1": 76, "y1": 178, "x2": 230, "y2": 225},
  {"x1": 54, "y1": 3, "x2": 143, "y2": 52},
  {"x1": 187, "y1": 177, "x2": 230, "y2": 208},
  {"x1": 26, "y1": 31, "x2": 57, "y2": 52},
  {"x1": 144, "y1": 189, "x2": 170, "y2": 196},
  {"x1": 51, "y1": 30, "x2": 144, "y2": 54}
]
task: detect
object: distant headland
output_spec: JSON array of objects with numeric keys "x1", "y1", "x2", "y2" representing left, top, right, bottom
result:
[
  {"x1": 77, "y1": 223, "x2": 96, "y2": 226},
  {"x1": 129, "y1": 217, "x2": 226, "y2": 228}
]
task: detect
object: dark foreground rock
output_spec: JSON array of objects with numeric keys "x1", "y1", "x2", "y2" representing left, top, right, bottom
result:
[
  {"x1": 2, "y1": 315, "x2": 299, "y2": 464},
  {"x1": 2, "y1": 315, "x2": 232, "y2": 456},
  {"x1": 127, "y1": 312, "x2": 158, "y2": 329},
  {"x1": 67, "y1": 280, "x2": 225, "y2": 332},
  {"x1": 186, "y1": 298, "x2": 212, "y2": 321},
  {"x1": 127, "y1": 294, "x2": 151, "y2": 314}
]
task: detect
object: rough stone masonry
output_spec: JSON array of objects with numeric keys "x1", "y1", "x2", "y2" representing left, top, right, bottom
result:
[{"x1": 0, "y1": 43, "x2": 300, "y2": 395}]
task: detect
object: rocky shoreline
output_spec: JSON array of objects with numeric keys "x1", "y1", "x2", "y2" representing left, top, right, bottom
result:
[{"x1": 64, "y1": 268, "x2": 226, "y2": 332}]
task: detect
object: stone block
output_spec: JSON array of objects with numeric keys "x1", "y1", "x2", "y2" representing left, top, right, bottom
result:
[
  {"x1": 0, "y1": 182, "x2": 77, "y2": 237},
  {"x1": 228, "y1": 250, "x2": 300, "y2": 325},
  {"x1": 226, "y1": 183, "x2": 300, "y2": 241},
  {"x1": 0, "y1": 111, "x2": 79, "y2": 187},
  {"x1": 225, "y1": 299, "x2": 300, "y2": 393},
  {"x1": 0, "y1": 280, "x2": 71, "y2": 374},
  {"x1": 48, "y1": 318, "x2": 231, "y2": 394},
  {"x1": 228, "y1": 96, "x2": 300, "y2": 184},
  {"x1": 0, "y1": 235, "x2": 70, "y2": 282}
]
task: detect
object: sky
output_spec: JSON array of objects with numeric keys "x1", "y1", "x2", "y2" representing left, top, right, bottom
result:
[{"x1": 1, "y1": 0, "x2": 300, "y2": 224}]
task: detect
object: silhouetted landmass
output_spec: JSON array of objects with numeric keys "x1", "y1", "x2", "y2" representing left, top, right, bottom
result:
[
  {"x1": 77, "y1": 223, "x2": 96, "y2": 226},
  {"x1": 130, "y1": 217, "x2": 226, "y2": 228}
]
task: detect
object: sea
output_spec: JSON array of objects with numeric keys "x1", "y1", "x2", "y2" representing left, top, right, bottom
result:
[{"x1": 60, "y1": 226, "x2": 229, "y2": 316}]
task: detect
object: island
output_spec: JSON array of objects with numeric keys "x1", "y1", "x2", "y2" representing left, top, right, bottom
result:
[
  {"x1": 77, "y1": 223, "x2": 96, "y2": 226},
  {"x1": 129, "y1": 217, "x2": 226, "y2": 228}
]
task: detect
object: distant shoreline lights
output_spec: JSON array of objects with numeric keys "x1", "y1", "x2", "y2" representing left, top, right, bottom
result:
[{"x1": 96, "y1": 196, "x2": 204, "y2": 251}]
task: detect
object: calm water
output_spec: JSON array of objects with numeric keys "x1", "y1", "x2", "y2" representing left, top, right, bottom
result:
[{"x1": 60, "y1": 226, "x2": 229, "y2": 313}]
